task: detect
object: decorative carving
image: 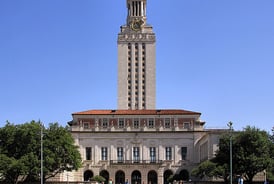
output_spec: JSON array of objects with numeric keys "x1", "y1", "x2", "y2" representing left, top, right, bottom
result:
[{"x1": 118, "y1": 33, "x2": 155, "y2": 42}]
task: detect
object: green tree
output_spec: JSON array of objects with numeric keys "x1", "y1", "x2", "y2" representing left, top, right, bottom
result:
[
  {"x1": 215, "y1": 126, "x2": 273, "y2": 184},
  {"x1": 0, "y1": 121, "x2": 82, "y2": 183},
  {"x1": 191, "y1": 126, "x2": 274, "y2": 184},
  {"x1": 92, "y1": 175, "x2": 106, "y2": 183},
  {"x1": 191, "y1": 160, "x2": 217, "y2": 179},
  {"x1": 0, "y1": 122, "x2": 35, "y2": 183},
  {"x1": 191, "y1": 160, "x2": 228, "y2": 182},
  {"x1": 267, "y1": 127, "x2": 274, "y2": 181},
  {"x1": 42, "y1": 122, "x2": 82, "y2": 182}
]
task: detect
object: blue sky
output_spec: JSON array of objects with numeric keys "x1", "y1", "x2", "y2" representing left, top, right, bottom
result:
[{"x1": 0, "y1": 0, "x2": 273, "y2": 131}]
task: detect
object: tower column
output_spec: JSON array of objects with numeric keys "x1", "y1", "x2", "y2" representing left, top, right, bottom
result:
[{"x1": 141, "y1": 2, "x2": 144, "y2": 16}]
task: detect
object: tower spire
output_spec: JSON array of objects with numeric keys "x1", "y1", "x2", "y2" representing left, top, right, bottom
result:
[{"x1": 127, "y1": 0, "x2": 147, "y2": 26}]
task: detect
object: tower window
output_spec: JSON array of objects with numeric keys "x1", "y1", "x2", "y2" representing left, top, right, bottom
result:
[{"x1": 142, "y1": 43, "x2": 145, "y2": 49}]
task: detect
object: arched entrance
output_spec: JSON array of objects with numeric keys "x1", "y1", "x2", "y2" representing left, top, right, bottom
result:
[
  {"x1": 131, "y1": 170, "x2": 141, "y2": 184},
  {"x1": 84, "y1": 170, "x2": 94, "y2": 181},
  {"x1": 179, "y1": 169, "x2": 189, "y2": 181},
  {"x1": 147, "y1": 170, "x2": 157, "y2": 184},
  {"x1": 100, "y1": 170, "x2": 110, "y2": 183},
  {"x1": 163, "y1": 170, "x2": 173, "y2": 184},
  {"x1": 115, "y1": 170, "x2": 125, "y2": 184}
]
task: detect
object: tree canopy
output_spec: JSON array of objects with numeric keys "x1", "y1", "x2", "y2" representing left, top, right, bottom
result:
[
  {"x1": 0, "y1": 121, "x2": 82, "y2": 184},
  {"x1": 191, "y1": 125, "x2": 274, "y2": 184}
]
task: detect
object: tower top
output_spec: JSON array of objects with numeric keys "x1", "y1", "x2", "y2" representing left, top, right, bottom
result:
[{"x1": 126, "y1": 0, "x2": 147, "y2": 27}]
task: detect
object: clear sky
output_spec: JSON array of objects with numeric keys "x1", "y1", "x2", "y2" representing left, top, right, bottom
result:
[{"x1": 0, "y1": 0, "x2": 273, "y2": 132}]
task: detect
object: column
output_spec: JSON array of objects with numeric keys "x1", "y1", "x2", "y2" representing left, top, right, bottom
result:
[{"x1": 141, "y1": 1, "x2": 144, "y2": 16}]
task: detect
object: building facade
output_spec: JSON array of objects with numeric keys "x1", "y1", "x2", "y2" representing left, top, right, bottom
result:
[
  {"x1": 64, "y1": 110, "x2": 222, "y2": 183},
  {"x1": 61, "y1": 0, "x2": 226, "y2": 183}
]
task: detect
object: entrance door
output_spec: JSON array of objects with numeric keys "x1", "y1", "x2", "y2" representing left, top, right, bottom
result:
[
  {"x1": 100, "y1": 170, "x2": 110, "y2": 183},
  {"x1": 163, "y1": 170, "x2": 173, "y2": 184},
  {"x1": 147, "y1": 170, "x2": 157, "y2": 184},
  {"x1": 131, "y1": 170, "x2": 141, "y2": 184},
  {"x1": 84, "y1": 170, "x2": 94, "y2": 181},
  {"x1": 115, "y1": 170, "x2": 125, "y2": 184}
]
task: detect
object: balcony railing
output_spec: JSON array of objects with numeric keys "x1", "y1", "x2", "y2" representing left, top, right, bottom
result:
[{"x1": 110, "y1": 160, "x2": 163, "y2": 165}]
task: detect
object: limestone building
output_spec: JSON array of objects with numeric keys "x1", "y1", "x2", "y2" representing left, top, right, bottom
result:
[{"x1": 63, "y1": 0, "x2": 225, "y2": 183}]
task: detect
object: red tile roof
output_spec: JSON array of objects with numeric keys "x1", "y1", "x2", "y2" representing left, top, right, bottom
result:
[{"x1": 72, "y1": 109, "x2": 201, "y2": 116}]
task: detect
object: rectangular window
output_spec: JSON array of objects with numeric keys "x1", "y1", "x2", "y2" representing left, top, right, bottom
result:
[
  {"x1": 148, "y1": 119, "x2": 154, "y2": 128},
  {"x1": 166, "y1": 147, "x2": 172, "y2": 160},
  {"x1": 118, "y1": 119, "x2": 125, "y2": 128},
  {"x1": 164, "y1": 118, "x2": 170, "y2": 128},
  {"x1": 133, "y1": 147, "x2": 140, "y2": 163},
  {"x1": 101, "y1": 147, "x2": 108, "y2": 160},
  {"x1": 150, "y1": 147, "x2": 156, "y2": 163},
  {"x1": 102, "y1": 118, "x2": 108, "y2": 128},
  {"x1": 181, "y1": 147, "x2": 187, "y2": 160},
  {"x1": 184, "y1": 122, "x2": 190, "y2": 129},
  {"x1": 134, "y1": 119, "x2": 139, "y2": 128},
  {"x1": 86, "y1": 147, "x2": 91, "y2": 160},
  {"x1": 83, "y1": 122, "x2": 89, "y2": 129},
  {"x1": 117, "y1": 147, "x2": 124, "y2": 163}
]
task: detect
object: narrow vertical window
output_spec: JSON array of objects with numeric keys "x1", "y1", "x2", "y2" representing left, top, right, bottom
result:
[
  {"x1": 181, "y1": 147, "x2": 187, "y2": 160},
  {"x1": 117, "y1": 147, "x2": 124, "y2": 163},
  {"x1": 150, "y1": 147, "x2": 156, "y2": 163},
  {"x1": 86, "y1": 147, "x2": 91, "y2": 160},
  {"x1": 119, "y1": 118, "x2": 125, "y2": 128},
  {"x1": 134, "y1": 119, "x2": 139, "y2": 128},
  {"x1": 133, "y1": 147, "x2": 140, "y2": 163},
  {"x1": 148, "y1": 119, "x2": 154, "y2": 128},
  {"x1": 166, "y1": 147, "x2": 172, "y2": 160},
  {"x1": 164, "y1": 118, "x2": 170, "y2": 128},
  {"x1": 102, "y1": 118, "x2": 108, "y2": 128},
  {"x1": 101, "y1": 147, "x2": 108, "y2": 160}
]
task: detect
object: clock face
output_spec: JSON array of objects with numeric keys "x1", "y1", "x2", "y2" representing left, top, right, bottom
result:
[{"x1": 130, "y1": 19, "x2": 144, "y2": 31}]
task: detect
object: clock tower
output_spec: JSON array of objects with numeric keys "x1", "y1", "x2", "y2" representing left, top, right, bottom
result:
[{"x1": 118, "y1": 0, "x2": 156, "y2": 110}]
